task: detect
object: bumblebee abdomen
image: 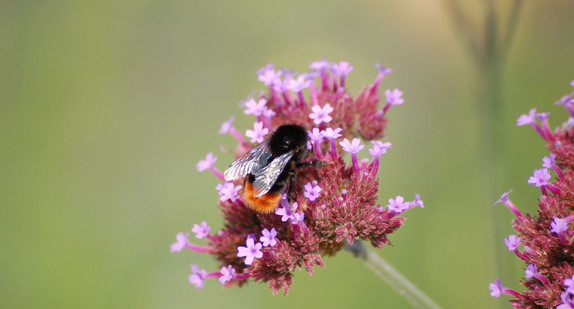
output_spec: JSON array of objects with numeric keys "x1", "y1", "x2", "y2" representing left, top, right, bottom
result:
[{"x1": 242, "y1": 180, "x2": 283, "y2": 213}]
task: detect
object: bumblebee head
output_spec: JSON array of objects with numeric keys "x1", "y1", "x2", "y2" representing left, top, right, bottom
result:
[{"x1": 270, "y1": 124, "x2": 308, "y2": 157}]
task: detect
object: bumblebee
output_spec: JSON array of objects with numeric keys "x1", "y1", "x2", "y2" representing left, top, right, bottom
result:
[{"x1": 224, "y1": 124, "x2": 313, "y2": 213}]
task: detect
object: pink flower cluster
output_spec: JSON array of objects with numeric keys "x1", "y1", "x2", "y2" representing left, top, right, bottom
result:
[
  {"x1": 172, "y1": 60, "x2": 422, "y2": 294},
  {"x1": 490, "y1": 80, "x2": 574, "y2": 308}
]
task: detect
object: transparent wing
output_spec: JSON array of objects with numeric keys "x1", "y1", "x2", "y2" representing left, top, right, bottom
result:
[
  {"x1": 251, "y1": 151, "x2": 294, "y2": 197},
  {"x1": 224, "y1": 139, "x2": 272, "y2": 181}
]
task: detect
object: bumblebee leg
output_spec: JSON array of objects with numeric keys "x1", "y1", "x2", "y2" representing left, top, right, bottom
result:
[
  {"x1": 287, "y1": 169, "x2": 297, "y2": 202},
  {"x1": 295, "y1": 160, "x2": 325, "y2": 168}
]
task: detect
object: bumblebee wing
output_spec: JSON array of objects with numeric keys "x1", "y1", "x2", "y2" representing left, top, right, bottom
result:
[
  {"x1": 251, "y1": 151, "x2": 294, "y2": 197},
  {"x1": 224, "y1": 139, "x2": 272, "y2": 181}
]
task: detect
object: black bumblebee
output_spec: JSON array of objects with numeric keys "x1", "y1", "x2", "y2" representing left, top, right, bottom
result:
[{"x1": 224, "y1": 124, "x2": 313, "y2": 213}]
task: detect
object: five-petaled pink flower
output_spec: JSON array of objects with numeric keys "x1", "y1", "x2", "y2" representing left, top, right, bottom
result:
[
  {"x1": 309, "y1": 103, "x2": 334, "y2": 125},
  {"x1": 340, "y1": 138, "x2": 364, "y2": 154},
  {"x1": 192, "y1": 222, "x2": 211, "y2": 239},
  {"x1": 388, "y1": 196, "x2": 407, "y2": 213},
  {"x1": 385, "y1": 88, "x2": 404, "y2": 105},
  {"x1": 287, "y1": 74, "x2": 311, "y2": 93},
  {"x1": 237, "y1": 238, "x2": 263, "y2": 265},
  {"x1": 260, "y1": 228, "x2": 278, "y2": 247},
  {"x1": 189, "y1": 264, "x2": 207, "y2": 290},
  {"x1": 197, "y1": 153, "x2": 217, "y2": 172},
  {"x1": 527, "y1": 168, "x2": 551, "y2": 187},
  {"x1": 244, "y1": 98, "x2": 268, "y2": 117},
  {"x1": 245, "y1": 122, "x2": 269, "y2": 143},
  {"x1": 303, "y1": 182, "x2": 322, "y2": 202},
  {"x1": 171, "y1": 232, "x2": 190, "y2": 252},
  {"x1": 218, "y1": 182, "x2": 242, "y2": 202},
  {"x1": 219, "y1": 265, "x2": 236, "y2": 284}
]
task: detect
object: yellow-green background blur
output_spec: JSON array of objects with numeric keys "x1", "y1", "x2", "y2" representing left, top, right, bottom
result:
[{"x1": 2, "y1": 1, "x2": 574, "y2": 308}]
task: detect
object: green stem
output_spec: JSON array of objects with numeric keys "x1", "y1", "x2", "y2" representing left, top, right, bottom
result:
[
  {"x1": 443, "y1": 0, "x2": 525, "y2": 290},
  {"x1": 500, "y1": 0, "x2": 525, "y2": 61},
  {"x1": 345, "y1": 241, "x2": 442, "y2": 309},
  {"x1": 477, "y1": 49, "x2": 514, "y2": 285}
]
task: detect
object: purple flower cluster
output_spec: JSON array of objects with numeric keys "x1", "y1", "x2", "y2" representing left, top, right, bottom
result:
[
  {"x1": 172, "y1": 60, "x2": 422, "y2": 294},
  {"x1": 490, "y1": 80, "x2": 574, "y2": 308}
]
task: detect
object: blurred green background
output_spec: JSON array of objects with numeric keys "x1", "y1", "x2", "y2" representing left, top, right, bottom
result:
[{"x1": 2, "y1": 1, "x2": 574, "y2": 308}]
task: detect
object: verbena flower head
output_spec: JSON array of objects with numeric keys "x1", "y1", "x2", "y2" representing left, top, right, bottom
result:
[
  {"x1": 172, "y1": 60, "x2": 423, "y2": 295},
  {"x1": 490, "y1": 80, "x2": 574, "y2": 308}
]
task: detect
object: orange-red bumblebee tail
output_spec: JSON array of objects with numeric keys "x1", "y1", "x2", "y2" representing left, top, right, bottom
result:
[{"x1": 242, "y1": 180, "x2": 282, "y2": 213}]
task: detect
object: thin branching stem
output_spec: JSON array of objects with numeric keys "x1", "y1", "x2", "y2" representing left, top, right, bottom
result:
[
  {"x1": 442, "y1": 0, "x2": 526, "y2": 300},
  {"x1": 500, "y1": 0, "x2": 525, "y2": 62}
]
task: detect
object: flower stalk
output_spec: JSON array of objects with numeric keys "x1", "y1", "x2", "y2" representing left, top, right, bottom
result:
[{"x1": 345, "y1": 240, "x2": 441, "y2": 309}]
